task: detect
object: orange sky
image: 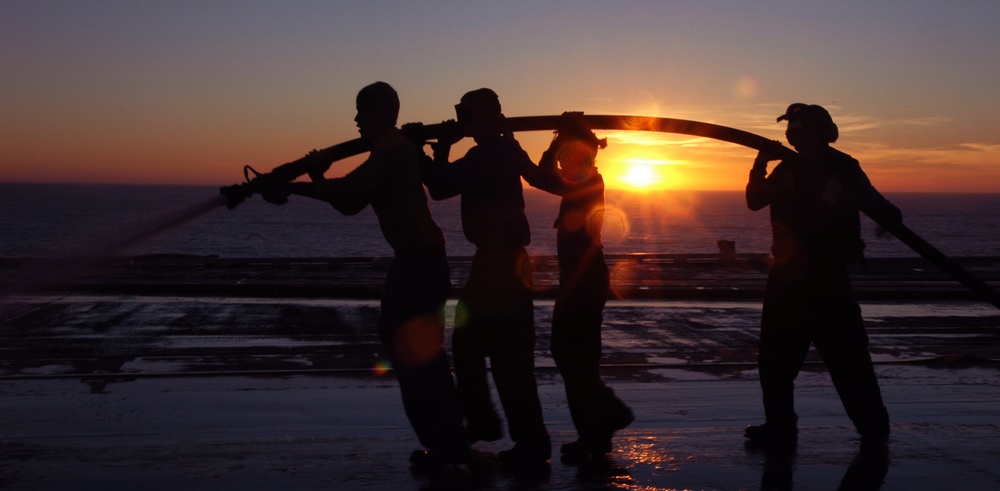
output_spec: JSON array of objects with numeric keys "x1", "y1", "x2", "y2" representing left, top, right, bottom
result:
[{"x1": 3, "y1": 2, "x2": 999, "y2": 193}]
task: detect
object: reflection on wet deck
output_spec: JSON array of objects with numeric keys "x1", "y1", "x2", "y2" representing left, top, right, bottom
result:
[
  {"x1": 2, "y1": 294, "x2": 997, "y2": 381},
  {"x1": 2, "y1": 257, "x2": 999, "y2": 489}
]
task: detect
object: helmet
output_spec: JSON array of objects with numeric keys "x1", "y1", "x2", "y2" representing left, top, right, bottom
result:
[
  {"x1": 456, "y1": 88, "x2": 502, "y2": 118},
  {"x1": 777, "y1": 103, "x2": 838, "y2": 143}
]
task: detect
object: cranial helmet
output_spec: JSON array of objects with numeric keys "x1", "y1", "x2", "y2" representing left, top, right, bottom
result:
[
  {"x1": 456, "y1": 88, "x2": 502, "y2": 117},
  {"x1": 777, "y1": 103, "x2": 839, "y2": 143}
]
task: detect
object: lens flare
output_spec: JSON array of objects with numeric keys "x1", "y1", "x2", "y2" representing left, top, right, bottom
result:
[
  {"x1": 393, "y1": 315, "x2": 445, "y2": 367},
  {"x1": 373, "y1": 360, "x2": 392, "y2": 376},
  {"x1": 596, "y1": 205, "x2": 630, "y2": 245},
  {"x1": 610, "y1": 259, "x2": 641, "y2": 299},
  {"x1": 732, "y1": 74, "x2": 760, "y2": 100}
]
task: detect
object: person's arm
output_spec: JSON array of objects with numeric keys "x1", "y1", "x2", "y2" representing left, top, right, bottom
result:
[
  {"x1": 274, "y1": 144, "x2": 400, "y2": 214},
  {"x1": 746, "y1": 150, "x2": 779, "y2": 211},
  {"x1": 420, "y1": 146, "x2": 467, "y2": 200},
  {"x1": 851, "y1": 166, "x2": 903, "y2": 227},
  {"x1": 518, "y1": 140, "x2": 566, "y2": 195},
  {"x1": 284, "y1": 179, "x2": 371, "y2": 215},
  {"x1": 419, "y1": 129, "x2": 467, "y2": 200},
  {"x1": 538, "y1": 144, "x2": 558, "y2": 171}
]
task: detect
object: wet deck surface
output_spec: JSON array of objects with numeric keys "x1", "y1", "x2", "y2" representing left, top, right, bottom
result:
[
  {"x1": 4, "y1": 364, "x2": 1000, "y2": 491},
  {"x1": 2, "y1": 257, "x2": 1000, "y2": 489},
  {"x1": 2, "y1": 291, "x2": 1000, "y2": 490}
]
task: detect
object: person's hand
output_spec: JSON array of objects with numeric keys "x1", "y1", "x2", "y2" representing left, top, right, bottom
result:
[
  {"x1": 499, "y1": 114, "x2": 513, "y2": 140},
  {"x1": 301, "y1": 148, "x2": 332, "y2": 180},
  {"x1": 258, "y1": 181, "x2": 290, "y2": 205},
  {"x1": 401, "y1": 122, "x2": 427, "y2": 149},
  {"x1": 875, "y1": 206, "x2": 903, "y2": 238},
  {"x1": 752, "y1": 147, "x2": 781, "y2": 172},
  {"x1": 435, "y1": 119, "x2": 463, "y2": 147}
]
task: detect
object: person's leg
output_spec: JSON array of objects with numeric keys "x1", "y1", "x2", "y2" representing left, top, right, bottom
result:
[
  {"x1": 757, "y1": 328, "x2": 810, "y2": 430},
  {"x1": 484, "y1": 248, "x2": 550, "y2": 465},
  {"x1": 748, "y1": 278, "x2": 810, "y2": 443},
  {"x1": 813, "y1": 298, "x2": 889, "y2": 439},
  {"x1": 378, "y1": 252, "x2": 469, "y2": 463},
  {"x1": 551, "y1": 294, "x2": 604, "y2": 434},
  {"x1": 489, "y1": 304, "x2": 551, "y2": 464},
  {"x1": 452, "y1": 250, "x2": 502, "y2": 442},
  {"x1": 551, "y1": 259, "x2": 631, "y2": 459}
]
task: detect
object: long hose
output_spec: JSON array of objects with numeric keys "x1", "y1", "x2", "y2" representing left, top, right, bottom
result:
[{"x1": 219, "y1": 113, "x2": 1000, "y2": 310}]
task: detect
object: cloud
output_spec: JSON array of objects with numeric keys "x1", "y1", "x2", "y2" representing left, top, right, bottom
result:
[
  {"x1": 849, "y1": 140, "x2": 1000, "y2": 170},
  {"x1": 837, "y1": 113, "x2": 951, "y2": 135}
]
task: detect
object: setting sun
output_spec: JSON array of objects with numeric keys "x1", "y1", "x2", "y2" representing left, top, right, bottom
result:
[
  {"x1": 605, "y1": 157, "x2": 674, "y2": 191},
  {"x1": 590, "y1": 127, "x2": 765, "y2": 191},
  {"x1": 622, "y1": 163, "x2": 658, "y2": 189},
  {"x1": 597, "y1": 130, "x2": 690, "y2": 191}
]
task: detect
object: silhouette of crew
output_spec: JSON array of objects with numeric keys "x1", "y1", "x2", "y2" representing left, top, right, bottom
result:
[
  {"x1": 420, "y1": 88, "x2": 551, "y2": 469},
  {"x1": 519, "y1": 112, "x2": 634, "y2": 462},
  {"x1": 260, "y1": 82, "x2": 469, "y2": 471},
  {"x1": 744, "y1": 103, "x2": 902, "y2": 448}
]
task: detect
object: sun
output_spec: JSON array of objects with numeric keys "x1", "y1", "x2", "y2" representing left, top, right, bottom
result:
[
  {"x1": 612, "y1": 159, "x2": 668, "y2": 190},
  {"x1": 623, "y1": 164, "x2": 656, "y2": 188}
]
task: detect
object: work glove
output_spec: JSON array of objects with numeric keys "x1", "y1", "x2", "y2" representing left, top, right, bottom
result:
[
  {"x1": 257, "y1": 178, "x2": 290, "y2": 205},
  {"x1": 752, "y1": 147, "x2": 781, "y2": 173},
  {"x1": 401, "y1": 122, "x2": 427, "y2": 151}
]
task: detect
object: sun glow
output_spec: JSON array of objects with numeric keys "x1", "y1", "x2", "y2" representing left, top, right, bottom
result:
[
  {"x1": 583, "y1": 125, "x2": 756, "y2": 191},
  {"x1": 622, "y1": 162, "x2": 657, "y2": 188},
  {"x1": 610, "y1": 158, "x2": 672, "y2": 191},
  {"x1": 596, "y1": 129, "x2": 685, "y2": 191}
]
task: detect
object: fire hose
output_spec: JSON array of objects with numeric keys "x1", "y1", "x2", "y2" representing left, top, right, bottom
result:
[{"x1": 220, "y1": 114, "x2": 1000, "y2": 309}]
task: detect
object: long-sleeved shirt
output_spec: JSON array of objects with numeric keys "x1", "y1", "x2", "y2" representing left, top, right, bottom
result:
[
  {"x1": 315, "y1": 127, "x2": 445, "y2": 253},
  {"x1": 422, "y1": 135, "x2": 530, "y2": 249},
  {"x1": 746, "y1": 146, "x2": 901, "y2": 272},
  {"x1": 520, "y1": 147, "x2": 605, "y2": 261}
]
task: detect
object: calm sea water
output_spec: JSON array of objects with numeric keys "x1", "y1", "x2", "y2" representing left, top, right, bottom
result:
[{"x1": 1, "y1": 183, "x2": 997, "y2": 259}]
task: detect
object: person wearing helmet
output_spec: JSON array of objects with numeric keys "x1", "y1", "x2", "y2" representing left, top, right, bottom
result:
[
  {"x1": 745, "y1": 103, "x2": 902, "y2": 448},
  {"x1": 420, "y1": 88, "x2": 551, "y2": 470}
]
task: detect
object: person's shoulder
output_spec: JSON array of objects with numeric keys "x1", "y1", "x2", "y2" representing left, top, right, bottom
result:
[
  {"x1": 380, "y1": 127, "x2": 411, "y2": 148},
  {"x1": 374, "y1": 129, "x2": 418, "y2": 158},
  {"x1": 826, "y1": 147, "x2": 860, "y2": 167}
]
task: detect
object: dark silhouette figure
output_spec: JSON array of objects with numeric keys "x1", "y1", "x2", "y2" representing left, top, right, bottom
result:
[
  {"x1": 420, "y1": 88, "x2": 551, "y2": 469},
  {"x1": 744, "y1": 103, "x2": 902, "y2": 447},
  {"x1": 262, "y1": 82, "x2": 469, "y2": 471},
  {"x1": 519, "y1": 113, "x2": 633, "y2": 461}
]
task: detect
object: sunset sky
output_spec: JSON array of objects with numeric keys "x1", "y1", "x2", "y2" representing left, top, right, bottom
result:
[{"x1": 3, "y1": 1, "x2": 999, "y2": 192}]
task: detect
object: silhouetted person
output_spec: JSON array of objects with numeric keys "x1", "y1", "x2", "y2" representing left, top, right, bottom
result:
[
  {"x1": 420, "y1": 88, "x2": 551, "y2": 469},
  {"x1": 519, "y1": 113, "x2": 633, "y2": 462},
  {"x1": 262, "y1": 82, "x2": 469, "y2": 471},
  {"x1": 745, "y1": 103, "x2": 902, "y2": 447}
]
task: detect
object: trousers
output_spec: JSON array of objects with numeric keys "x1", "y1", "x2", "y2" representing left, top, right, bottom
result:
[
  {"x1": 377, "y1": 248, "x2": 468, "y2": 456},
  {"x1": 452, "y1": 246, "x2": 549, "y2": 445}
]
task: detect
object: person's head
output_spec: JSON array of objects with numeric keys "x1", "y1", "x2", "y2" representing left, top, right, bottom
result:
[
  {"x1": 355, "y1": 82, "x2": 400, "y2": 140},
  {"x1": 454, "y1": 88, "x2": 503, "y2": 139},
  {"x1": 553, "y1": 113, "x2": 607, "y2": 182},
  {"x1": 777, "y1": 103, "x2": 838, "y2": 153}
]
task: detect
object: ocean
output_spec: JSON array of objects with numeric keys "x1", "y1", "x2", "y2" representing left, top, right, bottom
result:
[{"x1": 1, "y1": 183, "x2": 998, "y2": 259}]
